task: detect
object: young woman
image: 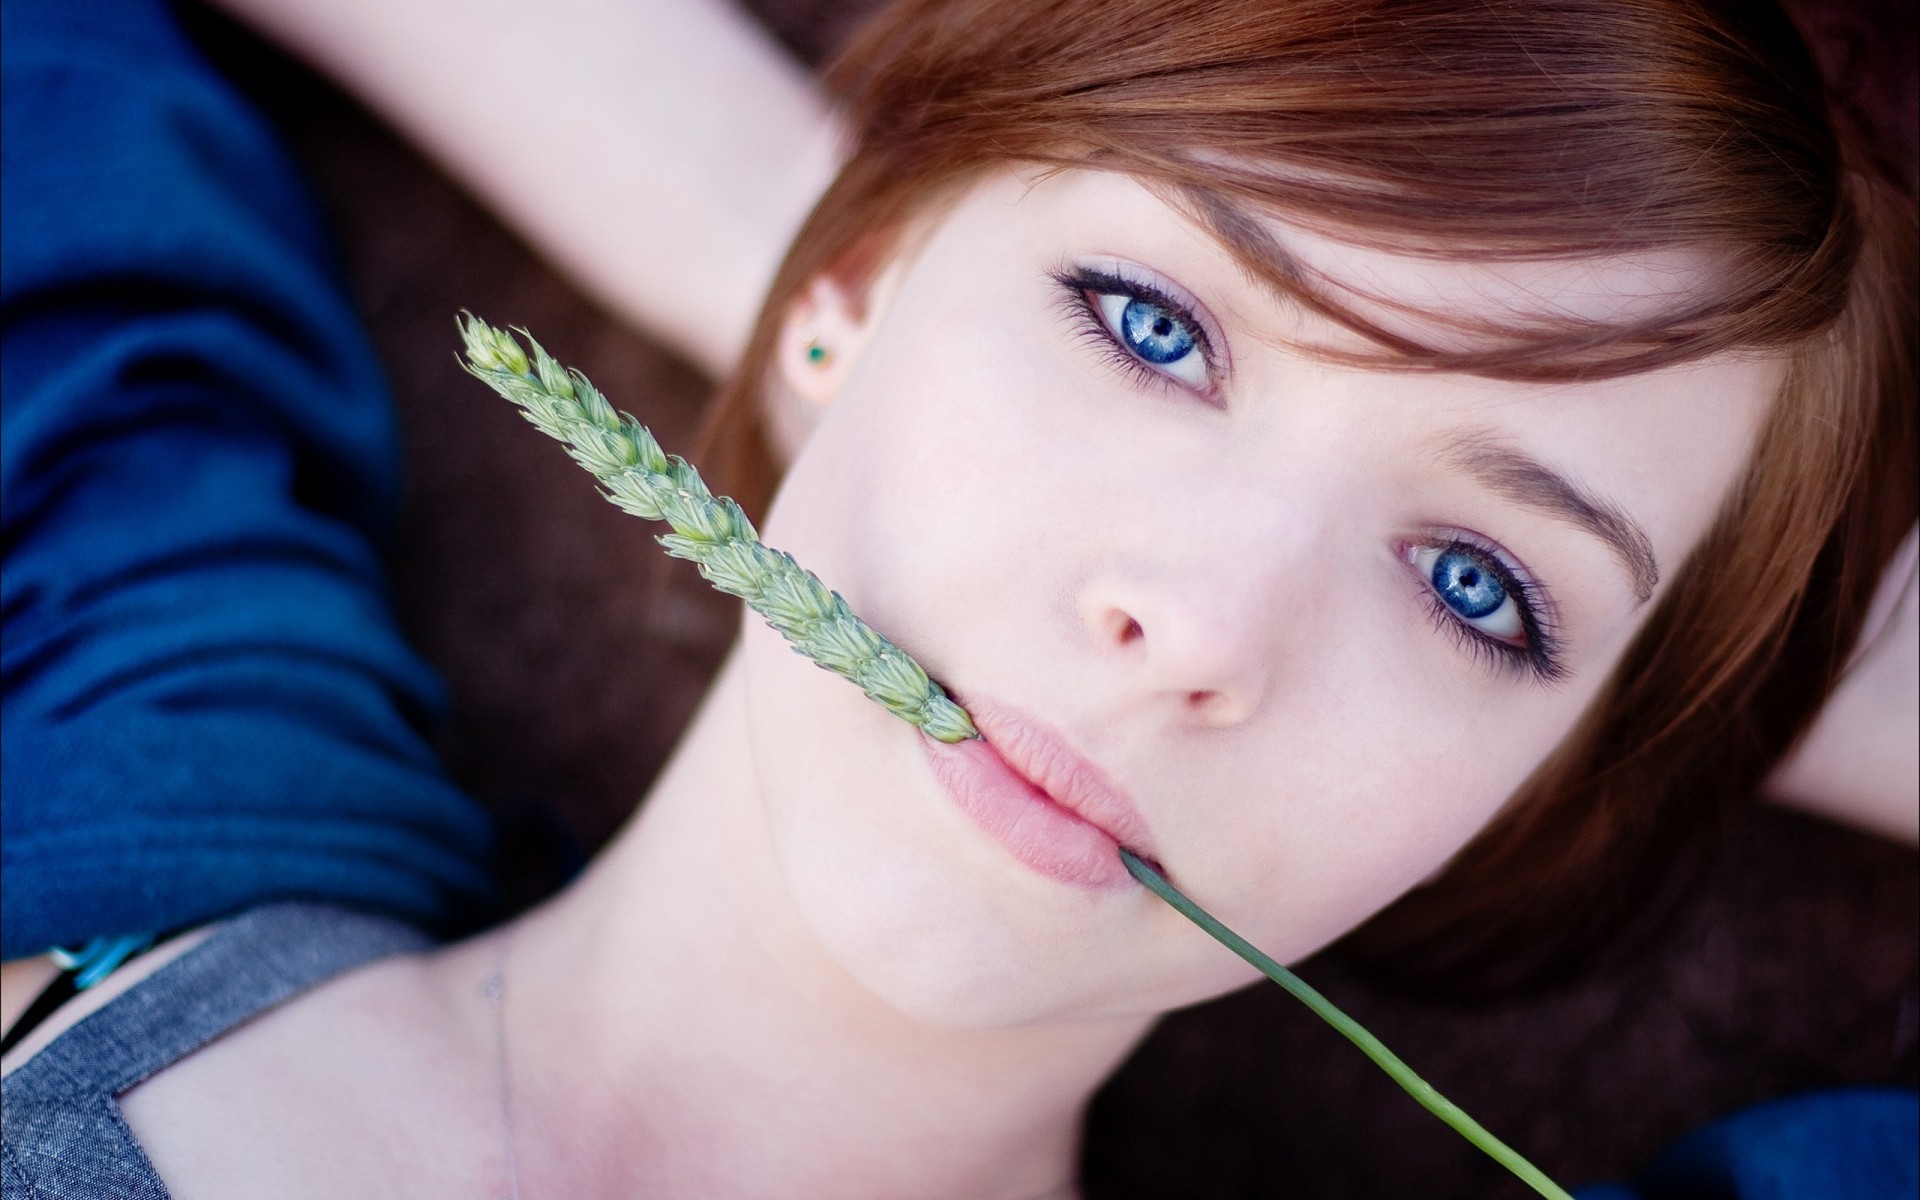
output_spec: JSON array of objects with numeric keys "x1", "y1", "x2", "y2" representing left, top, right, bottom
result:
[{"x1": 4, "y1": 0, "x2": 1912, "y2": 1195}]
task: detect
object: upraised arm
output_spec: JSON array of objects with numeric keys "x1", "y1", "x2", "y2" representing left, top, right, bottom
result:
[
  {"x1": 1766, "y1": 525, "x2": 1919, "y2": 845},
  {"x1": 185, "y1": 0, "x2": 1920, "y2": 853},
  {"x1": 208, "y1": 0, "x2": 844, "y2": 377}
]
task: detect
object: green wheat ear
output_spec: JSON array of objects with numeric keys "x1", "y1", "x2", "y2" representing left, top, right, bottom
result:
[
  {"x1": 457, "y1": 314, "x2": 1570, "y2": 1200},
  {"x1": 456, "y1": 313, "x2": 978, "y2": 744}
]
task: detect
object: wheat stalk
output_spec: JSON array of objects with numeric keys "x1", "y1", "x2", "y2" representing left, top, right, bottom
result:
[
  {"x1": 457, "y1": 313, "x2": 977, "y2": 744},
  {"x1": 457, "y1": 314, "x2": 1569, "y2": 1199}
]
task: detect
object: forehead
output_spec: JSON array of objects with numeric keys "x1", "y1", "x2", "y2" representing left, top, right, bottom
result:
[
  {"x1": 1252, "y1": 228, "x2": 1724, "y2": 354},
  {"x1": 942, "y1": 164, "x2": 1731, "y2": 357}
]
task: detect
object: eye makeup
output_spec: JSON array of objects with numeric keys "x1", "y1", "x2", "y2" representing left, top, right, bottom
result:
[
  {"x1": 1051, "y1": 262, "x2": 1570, "y2": 687},
  {"x1": 1405, "y1": 533, "x2": 1567, "y2": 684},
  {"x1": 1050, "y1": 262, "x2": 1226, "y2": 398},
  {"x1": 465, "y1": 316, "x2": 1577, "y2": 1198}
]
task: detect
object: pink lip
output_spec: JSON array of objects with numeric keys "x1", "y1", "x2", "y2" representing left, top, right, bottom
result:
[{"x1": 919, "y1": 695, "x2": 1154, "y2": 891}]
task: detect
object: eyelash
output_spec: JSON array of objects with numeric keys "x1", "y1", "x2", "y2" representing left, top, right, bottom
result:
[
  {"x1": 1050, "y1": 266, "x2": 1221, "y2": 396},
  {"x1": 1052, "y1": 266, "x2": 1564, "y2": 686},
  {"x1": 1412, "y1": 534, "x2": 1567, "y2": 685}
]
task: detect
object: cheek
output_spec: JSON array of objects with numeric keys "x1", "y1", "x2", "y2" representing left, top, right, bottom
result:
[
  {"x1": 737, "y1": 395, "x2": 1143, "y2": 1027},
  {"x1": 804, "y1": 310, "x2": 1097, "y2": 666},
  {"x1": 1175, "y1": 639, "x2": 1608, "y2": 966},
  {"x1": 735, "y1": 256, "x2": 1634, "y2": 1019}
]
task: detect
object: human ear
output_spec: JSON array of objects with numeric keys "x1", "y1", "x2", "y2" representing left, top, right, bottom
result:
[
  {"x1": 762, "y1": 256, "x2": 913, "y2": 463},
  {"x1": 773, "y1": 269, "x2": 894, "y2": 408}
]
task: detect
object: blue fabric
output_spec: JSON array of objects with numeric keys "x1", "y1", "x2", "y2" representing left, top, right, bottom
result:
[
  {"x1": 2, "y1": 0, "x2": 497, "y2": 958},
  {"x1": 1575, "y1": 1089, "x2": 1919, "y2": 1200}
]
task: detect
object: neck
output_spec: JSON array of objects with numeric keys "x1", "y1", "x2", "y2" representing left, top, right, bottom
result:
[{"x1": 460, "y1": 648, "x2": 1153, "y2": 1199}]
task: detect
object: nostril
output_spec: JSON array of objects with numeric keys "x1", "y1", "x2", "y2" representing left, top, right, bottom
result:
[
  {"x1": 1119, "y1": 616, "x2": 1144, "y2": 644},
  {"x1": 1186, "y1": 690, "x2": 1213, "y2": 709}
]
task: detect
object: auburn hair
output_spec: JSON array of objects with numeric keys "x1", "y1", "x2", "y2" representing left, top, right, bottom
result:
[{"x1": 699, "y1": 0, "x2": 1917, "y2": 995}]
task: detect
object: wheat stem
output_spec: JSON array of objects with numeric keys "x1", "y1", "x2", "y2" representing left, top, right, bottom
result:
[
  {"x1": 459, "y1": 315, "x2": 1568, "y2": 1198},
  {"x1": 456, "y1": 313, "x2": 977, "y2": 743},
  {"x1": 1120, "y1": 850, "x2": 1573, "y2": 1199}
]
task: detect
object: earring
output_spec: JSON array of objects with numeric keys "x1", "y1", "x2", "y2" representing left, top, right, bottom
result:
[{"x1": 804, "y1": 335, "x2": 832, "y2": 367}]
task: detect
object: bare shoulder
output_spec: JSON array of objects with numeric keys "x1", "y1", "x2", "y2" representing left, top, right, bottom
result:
[{"x1": 115, "y1": 942, "x2": 503, "y2": 1199}]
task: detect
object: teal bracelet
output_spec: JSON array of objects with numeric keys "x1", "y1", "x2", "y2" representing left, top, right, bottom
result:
[{"x1": 48, "y1": 933, "x2": 158, "y2": 990}]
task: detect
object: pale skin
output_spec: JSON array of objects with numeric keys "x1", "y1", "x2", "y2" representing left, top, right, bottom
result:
[
  {"x1": 7, "y1": 166, "x2": 1785, "y2": 1196},
  {"x1": 11, "y1": 0, "x2": 1913, "y2": 1043},
  {"x1": 177, "y1": 0, "x2": 1920, "y2": 848},
  {"x1": 1766, "y1": 525, "x2": 1919, "y2": 845},
  {"x1": 200, "y1": 0, "x2": 844, "y2": 378},
  {"x1": 190, "y1": 0, "x2": 1916, "y2": 859},
  {"x1": 2, "y1": 0, "x2": 850, "y2": 1036}
]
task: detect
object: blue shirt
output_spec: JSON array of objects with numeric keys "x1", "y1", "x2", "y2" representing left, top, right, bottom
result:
[{"x1": 2, "y1": 0, "x2": 496, "y2": 958}]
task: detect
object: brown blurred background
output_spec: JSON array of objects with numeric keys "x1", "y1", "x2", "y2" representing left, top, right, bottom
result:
[{"x1": 183, "y1": 1, "x2": 1915, "y2": 1194}]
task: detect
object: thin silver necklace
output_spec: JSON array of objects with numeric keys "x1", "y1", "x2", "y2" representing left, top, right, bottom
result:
[{"x1": 482, "y1": 936, "x2": 523, "y2": 1200}]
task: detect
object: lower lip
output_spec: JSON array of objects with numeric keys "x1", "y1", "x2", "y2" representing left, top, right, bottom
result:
[{"x1": 919, "y1": 735, "x2": 1133, "y2": 891}]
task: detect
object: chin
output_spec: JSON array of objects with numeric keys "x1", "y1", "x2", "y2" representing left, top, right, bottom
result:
[
  {"x1": 765, "y1": 739, "x2": 1144, "y2": 1029},
  {"x1": 734, "y1": 603, "x2": 1068, "y2": 1028},
  {"x1": 734, "y1": 567, "x2": 1182, "y2": 1030},
  {"x1": 766, "y1": 794, "x2": 1115, "y2": 1028}
]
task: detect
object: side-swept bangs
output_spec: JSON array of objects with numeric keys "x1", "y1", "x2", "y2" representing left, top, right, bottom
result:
[{"x1": 700, "y1": 0, "x2": 1917, "y2": 995}]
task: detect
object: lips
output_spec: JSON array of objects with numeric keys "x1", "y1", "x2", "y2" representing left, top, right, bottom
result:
[{"x1": 918, "y1": 694, "x2": 1154, "y2": 891}]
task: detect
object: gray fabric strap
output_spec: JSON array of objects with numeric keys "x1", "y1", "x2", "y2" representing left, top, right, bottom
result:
[{"x1": 1, "y1": 904, "x2": 431, "y2": 1199}]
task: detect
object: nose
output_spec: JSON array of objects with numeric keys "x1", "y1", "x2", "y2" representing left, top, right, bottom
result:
[{"x1": 1078, "y1": 568, "x2": 1272, "y2": 727}]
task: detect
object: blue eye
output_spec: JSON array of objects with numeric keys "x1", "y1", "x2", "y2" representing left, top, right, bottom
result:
[
  {"x1": 1407, "y1": 540, "x2": 1532, "y2": 650},
  {"x1": 1119, "y1": 297, "x2": 1195, "y2": 365},
  {"x1": 1431, "y1": 548, "x2": 1506, "y2": 620},
  {"x1": 1094, "y1": 291, "x2": 1208, "y2": 387},
  {"x1": 1406, "y1": 537, "x2": 1567, "y2": 683},
  {"x1": 1054, "y1": 266, "x2": 1217, "y2": 391}
]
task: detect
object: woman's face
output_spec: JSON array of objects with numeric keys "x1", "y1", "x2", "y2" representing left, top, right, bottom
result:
[{"x1": 739, "y1": 166, "x2": 1778, "y2": 1029}]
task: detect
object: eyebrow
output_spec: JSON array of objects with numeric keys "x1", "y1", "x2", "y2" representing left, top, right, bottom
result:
[
  {"x1": 1168, "y1": 182, "x2": 1442, "y2": 359},
  {"x1": 1170, "y1": 182, "x2": 1305, "y2": 299},
  {"x1": 1164, "y1": 185, "x2": 1664, "y2": 602},
  {"x1": 1443, "y1": 431, "x2": 1660, "y2": 604}
]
